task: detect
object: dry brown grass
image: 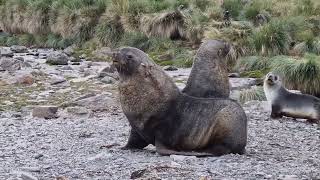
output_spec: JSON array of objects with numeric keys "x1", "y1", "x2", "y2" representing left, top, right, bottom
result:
[{"x1": 140, "y1": 10, "x2": 187, "y2": 40}]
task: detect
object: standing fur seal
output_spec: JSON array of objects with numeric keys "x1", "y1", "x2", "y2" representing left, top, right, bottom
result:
[
  {"x1": 182, "y1": 40, "x2": 231, "y2": 98},
  {"x1": 113, "y1": 47, "x2": 247, "y2": 156},
  {"x1": 264, "y1": 72, "x2": 320, "y2": 123}
]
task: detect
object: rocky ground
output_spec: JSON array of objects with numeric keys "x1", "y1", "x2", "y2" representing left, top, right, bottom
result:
[{"x1": 0, "y1": 46, "x2": 319, "y2": 180}]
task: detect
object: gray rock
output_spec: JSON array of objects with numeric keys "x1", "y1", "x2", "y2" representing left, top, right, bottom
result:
[
  {"x1": 14, "y1": 57, "x2": 24, "y2": 61},
  {"x1": 13, "y1": 171, "x2": 38, "y2": 180},
  {"x1": 63, "y1": 46, "x2": 75, "y2": 56},
  {"x1": 49, "y1": 75, "x2": 66, "y2": 85},
  {"x1": 87, "y1": 152, "x2": 112, "y2": 161},
  {"x1": 32, "y1": 106, "x2": 58, "y2": 119},
  {"x1": 10, "y1": 45, "x2": 28, "y2": 53},
  {"x1": 0, "y1": 47, "x2": 14, "y2": 57},
  {"x1": 170, "y1": 155, "x2": 197, "y2": 161},
  {"x1": 59, "y1": 65, "x2": 73, "y2": 71},
  {"x1": 163, "y1": 66, "x2": 178, "y2": 71},
  {"x1": 101, "y1": 76, "x2": 116, "y2": 84},
  {"x1": 0, "y1": 57, "x2": 22, "y2": 71},
  {"x1": 98, "y1": 65, "x2": 116, "y2": 78},
  {"x1": 46, "y1": 52, "x2": 69, "y2": 65}
]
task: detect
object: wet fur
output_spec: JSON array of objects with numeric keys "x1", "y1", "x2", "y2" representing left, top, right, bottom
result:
[
  {"x1": 115, "y1": 47, "x2": 247, "y2": 156},
  {"x1": 182, "y1": 40, "x2": 230, "y2": 98},
  {"x1": 264, "y1": 72, "x2": 320, "y2": 123}
]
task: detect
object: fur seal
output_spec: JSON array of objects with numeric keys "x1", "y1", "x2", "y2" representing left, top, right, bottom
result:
[
  {"x1": 182, "y1": 40, "x2": 231, "y2": 98},
  {"x1": 113, "y1": 47, "x2": 247, "y2": 156},
  {"x1": 264, "y1": 72, "x2": 320, "y2": 123}
]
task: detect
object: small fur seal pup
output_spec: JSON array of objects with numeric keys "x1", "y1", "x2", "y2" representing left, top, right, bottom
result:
[
  {"x1": 264, "y1": 72, "x2": 320, "y2": 123},
  {"x1": 112, "y1": 47, "x2": 247, "y2": 156},
  {"x1": 182, "y1": 40, "x2": 231, "y2": 98}
]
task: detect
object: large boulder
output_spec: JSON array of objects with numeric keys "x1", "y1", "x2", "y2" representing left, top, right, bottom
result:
[
  {"x1": 0, "y1": 57, "x2": 22, "y2": 71},
  {"x1": 10, "y1": 45, "x2": 28, "y2": 53},
  {"x1": 46, "y1": 52, "x2": 69, "y2": 65}
]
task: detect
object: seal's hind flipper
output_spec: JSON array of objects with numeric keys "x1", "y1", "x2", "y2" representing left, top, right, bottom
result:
[{"x1": 155, "y1": 140, "x2": 212, "y2": 157}]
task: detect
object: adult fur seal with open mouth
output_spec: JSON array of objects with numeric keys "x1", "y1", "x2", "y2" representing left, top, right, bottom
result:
[
  {"x1": 112, "y1": 47, "x2": 247, "y2": 156},
  {"x1": 182, "y1": 40, "x2": 231, "y2": 98},
  {"x1": 264, "y1": 72, "x2": 320, "y2": 123}
]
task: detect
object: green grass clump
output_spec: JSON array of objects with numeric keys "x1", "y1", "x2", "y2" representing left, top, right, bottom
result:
[
  {"x1": 270, "y1": 54, "x2": 320, "y2": 95},
  {"x1": 236, "y1": 56, "x2": 271, "y2": 72},
  {"x1": 240, "y1": 70, "x2": 264, "y2": 78},
  {"x1": 18, "y1": 34, "x2": 36, "y2": 47},
  {"x1": 6, "y1": 36, "x2": 19, "y2": 46},
  {"x1": 0, "y1": 34, "x2": 9, "y2": 45},
  {"x1": 250, "y1": 19, "x2": 290, "y2": 55},
  {"x1": 96, "y1": 16, "x2": 124, "y2": 48}
]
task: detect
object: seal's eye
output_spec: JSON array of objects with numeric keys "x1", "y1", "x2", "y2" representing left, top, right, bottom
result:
[
  {"x1": 274, "y1": 76, "x2": 278, "y2": 81},
  {"x1": 126, "y1": 55, "x2": 133, "y2": 60}
]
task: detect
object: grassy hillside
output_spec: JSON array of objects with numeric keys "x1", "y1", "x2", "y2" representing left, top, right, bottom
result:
[{"x1": 1, "y1": 0, "x2": 320, "y2": 95}]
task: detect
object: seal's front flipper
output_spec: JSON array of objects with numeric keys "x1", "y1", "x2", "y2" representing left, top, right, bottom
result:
[
  {"x1": 122, "y1": 129, "x2": 149, "y2": 150},
  {"x1": 155, "y1": 140, "x2": 212, "y2": 157}
]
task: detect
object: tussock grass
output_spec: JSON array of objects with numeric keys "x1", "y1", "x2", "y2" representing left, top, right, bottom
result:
[
  {"x1": 96, "y1": 15, "x2": 124, "y2": 48},
  {"x1": 239, "y1": 86, "x2": 266, "y2": 104},
  {"x1": 270, "y1": 54, "x2": 320, "y2": 95},
  {"x1": 250, "y1": 20, "x2": 290, "y2": 55},
  {"x1": 140, "y1": 10, "x2": 186, "y2": 40},
  {"x1": 236, "y1": 56, "x2": 270, "y2": 72}
]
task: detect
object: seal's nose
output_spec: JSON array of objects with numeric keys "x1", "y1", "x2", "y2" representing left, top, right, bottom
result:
[{"x1": 267, "y1": 75, "x2": 273, "y2": 81}]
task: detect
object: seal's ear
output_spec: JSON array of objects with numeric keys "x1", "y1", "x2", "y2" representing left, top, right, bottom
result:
[{"x1": 141, "y1": 63, "x2": 152, "y2": 77}]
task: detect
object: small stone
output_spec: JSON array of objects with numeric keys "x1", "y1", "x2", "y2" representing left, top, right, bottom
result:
[
  {"x1": 164, "y1": 66, "x2": 178, "y2": 71},
  {"x1": 16, "y1": 74, "x2": 34, "y2": 85},
  {"x1": 170, "y1": 154, "x2": 197, "y2": 161},
  {"x1": 59, "y1": 65, "x2": 73, "y2": 71},
  {"x1": 34, "y1": 154, "x2": 44, "y2": 159},
  {"x1": 101, "y1": 76, "x2": 116, "y2": 84},
  {"x1": 278, "y1": 175, "x2": 299, "y2": 180},
  {"x1": 32, "y1": 106, "x2": 58, "y2": 119},
  {"x1": 87, "y1": 152, "x2": 112, "y2": 161},
  {"x1": 50, "y1": 75, "x2": 66, "y2": 85}
]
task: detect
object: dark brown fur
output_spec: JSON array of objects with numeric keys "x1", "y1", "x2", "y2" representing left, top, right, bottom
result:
[
  {"x1": 182, "y1": 40, "x2": 231, "y2": 98},
  {"x1": 113, "y1": 47, "x2": 247, "y2": 156}
]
